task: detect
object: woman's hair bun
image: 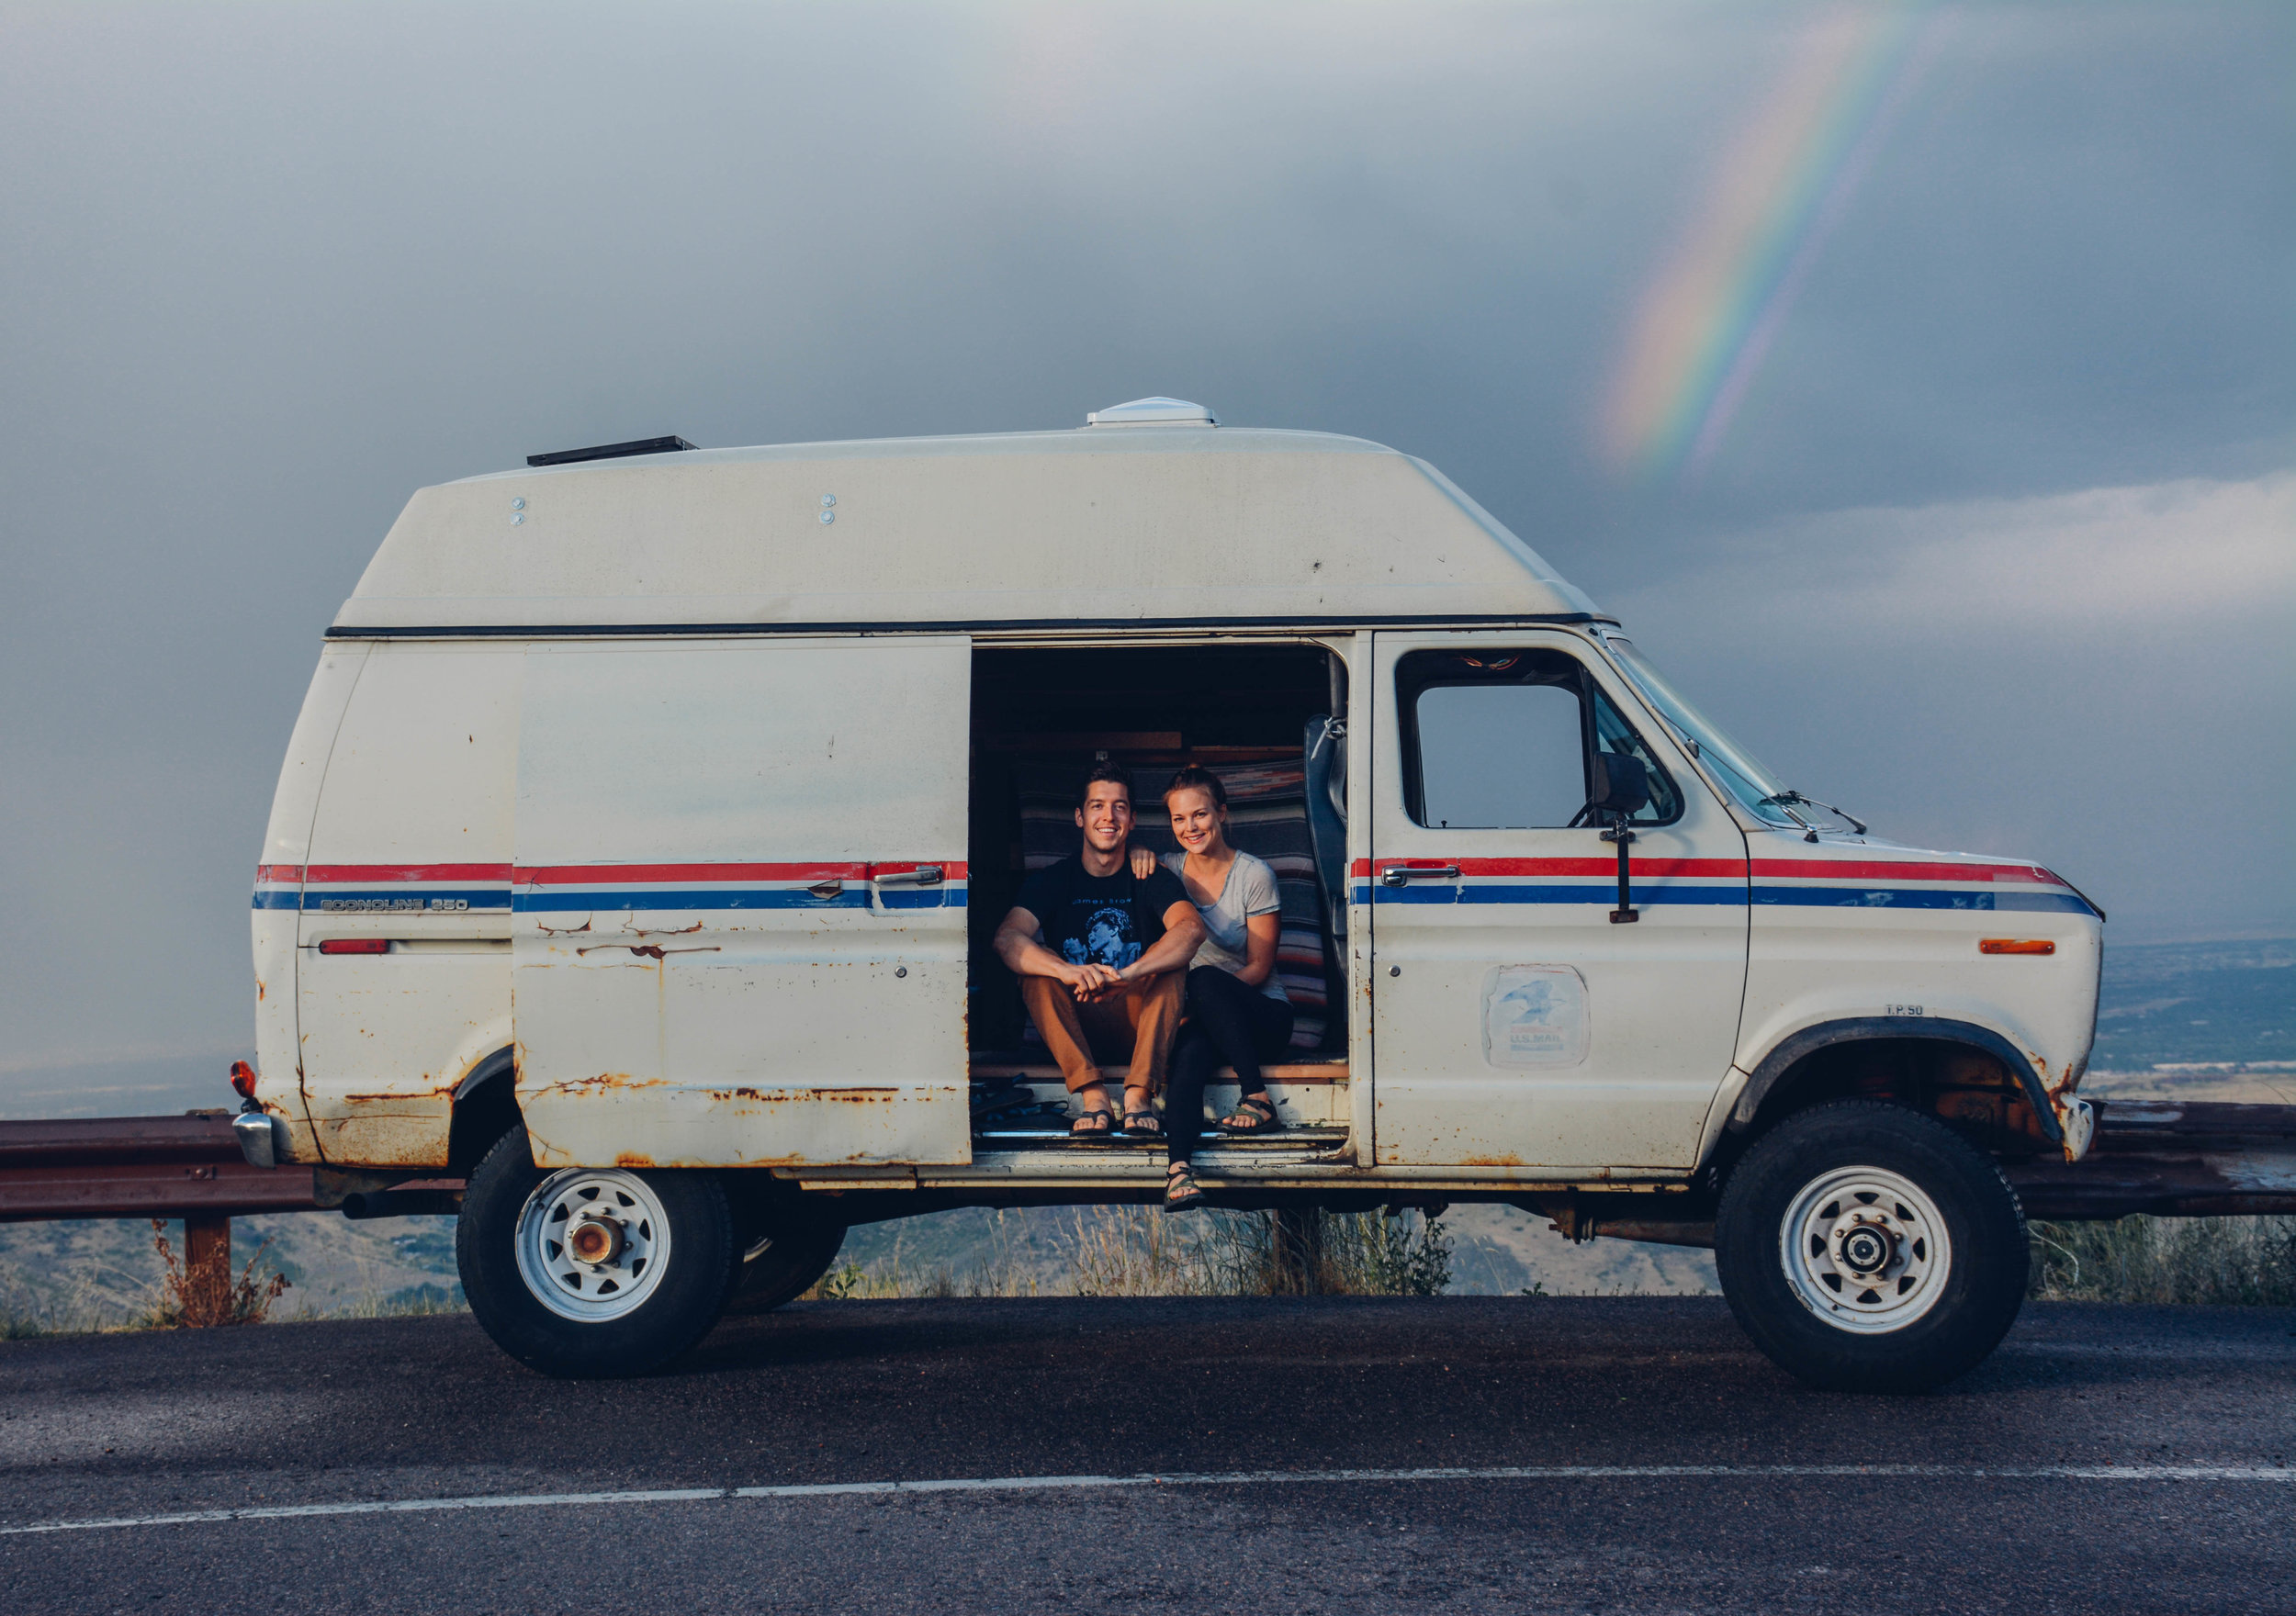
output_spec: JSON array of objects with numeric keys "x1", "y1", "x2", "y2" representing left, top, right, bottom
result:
[{"x1": 1163, "y1": 764, "x2": 1227, "y2": 810}]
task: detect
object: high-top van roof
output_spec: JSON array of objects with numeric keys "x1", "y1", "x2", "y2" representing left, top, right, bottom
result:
[{"x1": 334, "y1": 413, "x2": 1604, "y2": 634}]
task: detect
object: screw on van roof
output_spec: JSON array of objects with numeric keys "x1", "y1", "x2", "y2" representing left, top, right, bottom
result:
[
  {"x1": 526, "y1": 435, "x2": 699, "y2": 467},
  {"x1": 1085, "y1": 398, "x2": 1218, "y2": 426}
]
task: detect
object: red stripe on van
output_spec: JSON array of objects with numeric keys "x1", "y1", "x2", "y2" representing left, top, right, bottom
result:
[
  {"x1": 1452, "y1": 857, "x2": 1745, "y2": 878},
  {"x1": 514, "y1": 860, "x2": 970, "y2": 885},
  {"x1": 1362, "y1": 858, "x2": 1744, "y2": 879},
  {"x1": 1750, "y1": 859, "x2": 2065, "y2": 885}
]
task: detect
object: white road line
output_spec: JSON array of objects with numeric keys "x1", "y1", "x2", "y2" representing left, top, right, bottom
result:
[{"x1": 5, "y1": 1464, "x2": 2288, "y2": 1536}]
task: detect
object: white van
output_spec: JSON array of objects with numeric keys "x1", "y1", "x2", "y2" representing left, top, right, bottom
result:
[{"x1": 237, "y1": 398, "x2": 2102, "y2": 1390}]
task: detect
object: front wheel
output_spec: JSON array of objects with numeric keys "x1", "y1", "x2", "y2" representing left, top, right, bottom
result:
[
  {"x1": 1716, "y1": 1099, "x2": 2028, "y2": 1393},
  {"x1": 456, "y1": 1127, "x2": 737, "y2": 1378}
]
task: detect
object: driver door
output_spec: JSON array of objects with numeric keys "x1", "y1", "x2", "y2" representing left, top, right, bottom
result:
[{"x1": 1367, "y1": 631, "x2": 1749, "y2": 1169}]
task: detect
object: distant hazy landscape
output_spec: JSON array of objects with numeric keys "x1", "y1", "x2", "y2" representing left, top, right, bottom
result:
[{"x1": 1, "y1": 936, "x2": 2285, "y2": 1319}]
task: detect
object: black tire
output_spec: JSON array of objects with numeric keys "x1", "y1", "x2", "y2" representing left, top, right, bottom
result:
[
  {"x1": 1716, "y1": 1099, "x2": 2028, "y2": 1394},
  {"x1": 724, "y1": 1214, "x2": 848, "y2": 1316},
  {"x1": 456, "y1": 1126, "x2": 737, "y2": 1378}
]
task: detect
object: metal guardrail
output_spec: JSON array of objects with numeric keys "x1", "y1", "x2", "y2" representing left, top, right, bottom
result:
[
  {"x1": 0, "y1": 1114, "x2": 323, "y2": 1222},
  {"x1": 2005, "y1": 1100, "x2": 2296, "y2": 1220},
  {"x1": 0, "y1": 1100, "x2": 2286, "y2": 1258}
]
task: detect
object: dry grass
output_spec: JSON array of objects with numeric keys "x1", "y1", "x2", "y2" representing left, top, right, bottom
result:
[
  {"x1": 807, "y1": 1206, "x2": 1453, "y2": 1300},
  {"x1": 2029, "y1": 1216, "x2": 2296, "y2": 1306},
  {"x1": 805, "y1": 1207, "x2": 1051, "y2": 1300},
  {"x1": 145, "y1": 1219, "x2": 292, "y2": 1327},
  {"x1": 1072, "y1": 1206, "x2": 1452, "y2": 1297}
]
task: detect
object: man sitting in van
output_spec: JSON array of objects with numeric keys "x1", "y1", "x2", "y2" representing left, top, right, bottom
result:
[{"x1": 993, "y1": 762, "x2": 1206, "y2": 1140}]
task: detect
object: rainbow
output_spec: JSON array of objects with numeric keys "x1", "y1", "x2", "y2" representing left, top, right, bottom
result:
[{"x1": 1600, "y1": 5, "x2": 1943, "y2": 480}]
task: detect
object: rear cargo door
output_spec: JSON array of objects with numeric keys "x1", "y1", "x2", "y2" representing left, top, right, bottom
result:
[{"x1": 512, "y1": 637, "x2": 972, "y2": 1168}]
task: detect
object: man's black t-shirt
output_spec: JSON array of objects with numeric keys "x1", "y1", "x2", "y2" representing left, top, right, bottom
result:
[{"x1": 1014, "y1": 857, "x2": 1188, "y2": 971}]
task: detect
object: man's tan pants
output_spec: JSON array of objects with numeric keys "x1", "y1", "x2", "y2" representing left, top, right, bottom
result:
[{"x1": 1019, "y1": 971, "x2": 1185, "y2": 1096}]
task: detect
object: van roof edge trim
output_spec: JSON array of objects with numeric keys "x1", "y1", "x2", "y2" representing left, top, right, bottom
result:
[{"x1": 322, "y1": 612, "x2": 1613, "y2": 640}]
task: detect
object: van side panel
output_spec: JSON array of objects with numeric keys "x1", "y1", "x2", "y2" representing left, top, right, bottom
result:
[
  {"x1": 512, "y1": 637, "x2": 973, "y2": 1169},
  {"x1": 250, "y1": 643, "x2": 368, "y2": 1162},
  {"x1": 297, "y1": 644, "x2": 523, "y2": 1166}
]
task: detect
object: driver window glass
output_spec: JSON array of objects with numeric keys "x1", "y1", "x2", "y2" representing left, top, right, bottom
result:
[
  {"x1": 1398, "y1": 647, "x2": 1683, "y2": 830},
  {"x1": 1415, "y1": 684, "x2": 1586, "y2": 828}
]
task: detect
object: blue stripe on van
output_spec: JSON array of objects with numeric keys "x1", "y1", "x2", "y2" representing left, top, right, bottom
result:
[
  {"x1": 512, "y1": 888, "x2": 968, "y2": 912},
  {"x1": 1749, "y1": 886, "x2": 2091, "y2": 913},
  {"x1": 1372, "y1": 883, "x2": 1750, "y2": 906},
  {"x1": 1352, "y1": 882, "x2": 2088, "y2": 915}
]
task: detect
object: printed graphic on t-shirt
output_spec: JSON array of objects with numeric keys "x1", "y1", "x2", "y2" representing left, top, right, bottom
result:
[{"x1": 1062, "y1": 904, "x2": 1143, "y2": 969}]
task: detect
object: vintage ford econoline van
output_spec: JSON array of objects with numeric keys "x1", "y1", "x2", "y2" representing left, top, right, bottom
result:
[{"x1": 237, "y1": 398, "x2": 2102, "y2": 1390}]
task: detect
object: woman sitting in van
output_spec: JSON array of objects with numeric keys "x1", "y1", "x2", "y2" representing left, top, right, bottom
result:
[{"x1": 1131, "y1": 766, "x2": 1293, "y2": 1212}]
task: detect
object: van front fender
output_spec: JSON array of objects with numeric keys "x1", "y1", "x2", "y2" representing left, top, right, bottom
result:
[{"x1": 1727, "y1": 1016, "x2": 2065, "y2": 1148}]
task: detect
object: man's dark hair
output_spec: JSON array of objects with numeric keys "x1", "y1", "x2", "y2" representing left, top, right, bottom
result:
[
  {"x1": 1163, "y1": 764, "x2": 1228, "y2": 810},
  {"x1": 1079, "y1": 760, "x2": 1132, "y2": 808}
]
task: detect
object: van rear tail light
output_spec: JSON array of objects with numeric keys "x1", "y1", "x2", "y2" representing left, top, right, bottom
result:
[
  {"x1": 1979, "y1": 938, "x2": 2054, "y2": 956},
  {"x1": 230, "y1": 1060, "x2": 257, "y2": 1098},
  {"x1": 319, "y1": 937, "x2": 390, "y2": 955}
]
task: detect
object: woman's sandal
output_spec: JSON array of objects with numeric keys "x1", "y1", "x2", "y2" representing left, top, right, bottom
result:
[
  {"x1": 1121, "y1": 1109, "x2": 1165, "y2": 1139},
  {"x1": 1217, "y1": 1094, "x2": 1280, "y2": 1135},
  {"x1": 1069, "y1": 1108, "x2": 1117, "y2": 1140},
  {"x1": 1165, "y1": 1161, "x2": 1208, "y2": 1213}
]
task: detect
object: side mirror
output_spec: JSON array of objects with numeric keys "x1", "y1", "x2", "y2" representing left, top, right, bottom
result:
[
  {"x1": 1588, "y1": 751, "x2": 1649, "y2": 926},
  {"x1": 1587, "y1": 751, "x2": 1649, "y2": 820}
]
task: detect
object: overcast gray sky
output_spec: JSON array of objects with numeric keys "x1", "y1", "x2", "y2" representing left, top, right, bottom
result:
[{"x1": 2, "y1": 2, "x2": 2288, "y2": 1113}]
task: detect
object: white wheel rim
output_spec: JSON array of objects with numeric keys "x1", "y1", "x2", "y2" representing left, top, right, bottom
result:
[
  {"x1": 1779, "y1": 1165, "x2": 1952, "y2": 1335},
  {"x1": 514, "y1": 1168, "x2": 673, "y2": 1323}
]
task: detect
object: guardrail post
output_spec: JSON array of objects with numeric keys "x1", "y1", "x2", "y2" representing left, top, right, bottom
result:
[{"x1": 185, "y1": 1212, "x2": 231, "y2": 1326}]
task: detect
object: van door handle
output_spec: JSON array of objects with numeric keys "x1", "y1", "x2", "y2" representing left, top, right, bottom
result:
[
  {"x1": 873, "y1": 865, "x2": 944, "y2": 886},
  {"x1": 1379, "y1": 864, "x2": 1460, "y2": 887}
]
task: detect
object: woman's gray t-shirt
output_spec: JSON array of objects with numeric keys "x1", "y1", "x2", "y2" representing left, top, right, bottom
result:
[{"x1": 1160, "y1": 850, "x2": 1289, "y2": 1003}]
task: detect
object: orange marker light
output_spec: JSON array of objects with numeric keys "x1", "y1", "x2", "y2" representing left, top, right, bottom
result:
[
  {"x1": 1978, "y1": 938, "x2": 2054, "y2": 956},
  {"x1": 229, "y1": 1060, "x2": 257, "y2": 1098}
]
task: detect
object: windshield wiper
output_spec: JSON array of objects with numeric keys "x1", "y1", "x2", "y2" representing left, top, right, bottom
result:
[{"x1": 1761, "y1": 791, "x2": 1867, "y2": 842}]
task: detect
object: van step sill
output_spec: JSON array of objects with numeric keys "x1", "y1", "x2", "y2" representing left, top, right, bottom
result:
[{"x1": 972, "y1": 1127, "x2": 1348, "y2": 1152}]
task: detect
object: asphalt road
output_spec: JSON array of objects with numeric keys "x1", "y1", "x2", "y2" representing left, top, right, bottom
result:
[{"x1": 3, "y1": 1296, "x2": 2290, "y2": 1614}]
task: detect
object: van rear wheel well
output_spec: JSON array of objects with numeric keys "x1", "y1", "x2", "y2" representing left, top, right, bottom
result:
[{"x1": 448, "y1": 1051, "x2": 522, "y2": 1173}]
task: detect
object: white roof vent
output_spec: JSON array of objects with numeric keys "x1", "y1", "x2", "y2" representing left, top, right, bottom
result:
[{"x1": 1085, "y1": 396, "x2": 1218, "y2": 427}]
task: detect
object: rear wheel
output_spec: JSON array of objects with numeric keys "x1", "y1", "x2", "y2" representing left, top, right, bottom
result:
[
  {"x1": 724, "y1": 1212, "x2": 847, "y2": 1315},
  {"x1": 1716, "y1": 1099, "x2": 2028, "y2": 1393},
  {"x1": 456, "y1": 1127, "x2": 736, "y2": 1378}
]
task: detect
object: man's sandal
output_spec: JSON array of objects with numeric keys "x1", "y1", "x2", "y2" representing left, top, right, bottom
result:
[
  {"x1": 1121, "y1": 1110, "x2": 1165, "y2": 1139},
  {"x1": 1165, "y1": 1162, "x2": 1208, "y2": 1213},
  {"x1": 1069, "y1": 1108, "x2": 1117, "y2": 1140},
  {"x1": 1217, "y1": 1094, "x2": 1280, "y2": 1135}
]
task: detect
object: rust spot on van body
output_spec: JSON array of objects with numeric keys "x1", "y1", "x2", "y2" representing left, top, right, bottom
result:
[
  {"x1": 1458, "y1": 1154, "x2": 1525, "y2": 1168},
  {"x1": 532, "y1": 1072, "x2": 668, "y2": 1100},
  {"x1": 574, "y1": 943, "x2": 719, "y2": 960},
  {"x1": 614, "y1": 1152, "x2": 658, "y2": 1169}
]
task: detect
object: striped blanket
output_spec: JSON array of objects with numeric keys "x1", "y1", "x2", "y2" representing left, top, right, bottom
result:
[{"x1": 1016, "y1": 761, "x2": 1332, "y2": 1049}]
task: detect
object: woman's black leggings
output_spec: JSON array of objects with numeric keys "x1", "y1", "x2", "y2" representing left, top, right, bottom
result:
[{"x1": 1166, "y1": 965, "x2": 1295, "y2": 1165}]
